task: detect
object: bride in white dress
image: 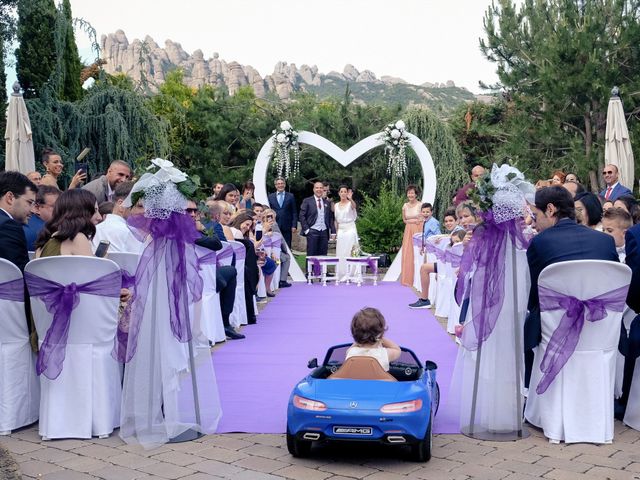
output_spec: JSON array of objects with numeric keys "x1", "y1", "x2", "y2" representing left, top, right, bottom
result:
[{"x1": 335, "y1": 186, "x2": 359, "y2": 280}]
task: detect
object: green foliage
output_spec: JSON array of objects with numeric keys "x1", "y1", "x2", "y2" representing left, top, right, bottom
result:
[
  {"x1": 58, "y1": 0, "x2": 82, "y2": 102},
  {"x1": 16, "y1": 0, "x2": 57, "y2": 99},
  {"x1": 357, "y1": 182, "x2": 405, "y2": 254},
  {"x1": 404, "y1": 107, "x2": 468, "y2": 216}
]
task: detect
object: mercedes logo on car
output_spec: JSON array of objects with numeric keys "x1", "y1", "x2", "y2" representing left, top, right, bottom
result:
[{"x1": 349, "y1": 401, "x2": 358, "y2": 408}]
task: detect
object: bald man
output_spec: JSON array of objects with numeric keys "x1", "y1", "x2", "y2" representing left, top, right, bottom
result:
[
  {"x1": 453, "y1": 165, "x2": 485, "y2": 206},
  {"x1": 600, "y1": 164, "x2": 632, "y2": 201}
]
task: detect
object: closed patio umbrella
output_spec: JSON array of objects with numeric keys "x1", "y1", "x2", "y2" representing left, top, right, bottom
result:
[
  {"x1": 605, "y1": 87, "x2": 635, "y2": 191},
  {"x1": 4, "y1": 82, "x2": 35, "y2": 174}
]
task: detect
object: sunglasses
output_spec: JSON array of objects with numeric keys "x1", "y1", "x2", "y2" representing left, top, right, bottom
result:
[
  {"x1": 602, "y1": 170, "x2": 614, "y2": 175},
  {"x1": 185, "y1": 208, "x2": 198, "y2": 213}
]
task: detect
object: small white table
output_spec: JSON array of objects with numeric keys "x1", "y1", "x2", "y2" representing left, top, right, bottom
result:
[
  {"x1": 306, "y1": 256, "x2": 340, "y2": 286},
  {"x1": 345, "y1": 256, "x2": 380, "y2": 286}
]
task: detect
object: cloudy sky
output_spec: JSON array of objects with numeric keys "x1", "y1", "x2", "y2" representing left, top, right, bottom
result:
[{"x1": 67, "y1": 0, "x2": 501, "y2": 93}]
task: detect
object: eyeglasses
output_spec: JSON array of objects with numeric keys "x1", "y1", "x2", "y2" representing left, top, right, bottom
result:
[
  {"x1": 602, "y1": 170, "x2": 614, "y2": 175},
  {"x1": 185, "y1": 208, "x2": 198, "y2": 213},
  {"x1": 24, "y1": 198, "x2": 36, "y2": 207}
]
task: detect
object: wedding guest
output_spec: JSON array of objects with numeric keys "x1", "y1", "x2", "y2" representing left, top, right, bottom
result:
[
  {"x1": 334, "y1": 185, "x2": 358, "y2": 280},
  {"x1": 205, "y1": 200, "x2": 227, "y2": 240},
  {"x1": 92, "y1": 181, "x2": 144, "y2": 253},
  {"x1": 535, "y1": 179, "x2": 552, "y2": 190},
  {"x1": 346, "y1": 307, "x2": 401, "y2": 371},
  {"x1": 249, "y1": 210, "x2": 277, "y2": 297},
  {"x1": 322, "y1": 181, "x2": 331, "y2": 201},
  {"x1": 565, "y1": 172, "x2": 579, "y2": 183},
  {"x1": 421, "y1": 203, "x2": 440, "y2": 240},
  {"x1": 563, "y1": 180, "x2": 585, "y2": 198},
  {"x1": 215, "y1": 183, "x2": 240, "y2": 207},
  {"x1": 98, "y1": 201, "x2": 114, "y2": 217},
  {"x1": 40, "y1": 148, "x2": 86, "y2": 190},
  {"x1": 454, "y1": 165, "x2": 485, "y2": 206},
  {"x1": 23, "y1": 185, "x2": 60, "y2": 251},
  {"x1": 300, "y1": 181, "x2": 335, "y2": 257},
  {"x1": 212, "y1": 182, "x2": 224, "y2": 197},
  {"x1": 602, "y1": 208, "x2": 632, "y2": 262},
  {"x1": 525, "y1": 186, "x2": 618, "y2": 386},
  {"x1": 229, "y1": 212, "x2": 259, "y2": 324},
  {"x1": 614, "y1": 195, "x2": 640, "y2": 224},
  {"x1": 238, "y1": 181, "x2": 255, "y2": 210},
  {"x1": 400, "y1": 184, "x2": 423, "y2": 287},
  {"x1": 262, "y1": 208, "x2": 292, "y2": 288},
  {"x1": 574, "y1": 191, "x2": 603, "y2": 229},
  {"x1": 186, "y1": 199, "x2": 243, "y2": 340},
  {"x1": 0, "y1": 171, "x2": 37, "y2": 272},
  {"x1": 26, "y1": 171, "x2": 42, "y2": 186},
  {"x1": 83, "y1": 160, "x2": 132, "y2": 203},
  {"x1": 218, "y1": 201, "x2": 236, "y2": 241},
  {"x1": 551, "y1": 170, "x2": 566, "y2": 185},
  {"x1": 442, "y1": 208, "x2": 459, "y2": 234},
  {"x1": 267, "y1": 177, "x2": 297, "y2": 247},
  {"x1": 601, "y1": 164, "x2": 632, "y2": 201}
]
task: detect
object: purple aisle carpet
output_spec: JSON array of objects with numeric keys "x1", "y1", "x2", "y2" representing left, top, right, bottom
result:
[{"x1": 213, "y1": 282, "x2": 460, "y2": 434}]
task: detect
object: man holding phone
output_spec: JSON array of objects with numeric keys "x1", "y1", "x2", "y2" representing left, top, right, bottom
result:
[{"x1": 83, "y1": 160, "x2": 132, "y2": 203}]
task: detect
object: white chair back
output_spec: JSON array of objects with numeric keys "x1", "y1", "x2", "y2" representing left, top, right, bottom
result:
[
  {"x1": 25, "y1": 256, "x2": 122, "y2": 439},
  {"x1": 0, "y1": 258, "x2": 39, "y2": 433},
  {"x1": 525, "y1": 259, "x2": 631, "y2": 444},
  {"x1": 412, "y1": 233, "x2": 423, "y2": 292},
  {"x1": 228, "y1": 240, "x2": 247, "y2": 328},
  {"x1": 194, "y1": 246, "x2": 225, "y2": 343},
  {"x1": 107, "y1": 252, "x2": 140, "y2": 277}
]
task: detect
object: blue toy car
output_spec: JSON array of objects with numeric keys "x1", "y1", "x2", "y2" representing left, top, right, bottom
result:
[{"x1": 286, "y1": 343, "x2": 439, "y2": 462}]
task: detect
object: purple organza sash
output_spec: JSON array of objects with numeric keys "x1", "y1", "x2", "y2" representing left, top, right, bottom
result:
[
  {"x1": 261, "y1": 236, "x2": 273, "y2": 249},
  {"x1": 535, "y1": 284, "x2": 629, "y2": 394},
  {"x1": 112, "y1": 270, "x2": 137, "y2": 362},
  {"x1": 230, "y1": 242, "x2": 246, "y2": 261},
  {"x1": 412, "y1": 234, "x2": 423, "y2": 247},
  {"x1": 271, "y1": 236, "x2": 282, "y2": 249},
  {"x1": 216, "y1": 243, "x2": 234, "y2": 266},
  {"x1": 444, "y1": 248, "x2": 462, "y2": 268},
  {"x1": 457, "y1": 212, "x2": 531, "y2": 350},
  {"x1": 0, "y1": 277, "x2": 25, "y2": 302},
  {"x1": 121, "y1": 212, "x2": 204, "y2": 362},
  {"x1": 347, "y1": 257, "x2": 378, "y2": 275},
  {"x1": 308, "y1": 257, "x2": 338, "y2": 276},
  {"x1": 24, "y1": 270, "x2": 122, "y2": 379}
]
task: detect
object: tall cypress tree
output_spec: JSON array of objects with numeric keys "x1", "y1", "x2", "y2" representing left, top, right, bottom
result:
[
  {"x1": 15, "y1": 0, "x2": 56, "y2": 99},
  {"x1": 59, "y1": 0, "x2": 82, "y2": 101}
]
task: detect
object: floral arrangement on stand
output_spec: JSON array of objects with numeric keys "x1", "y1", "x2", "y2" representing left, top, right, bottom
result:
[
  {"x1": 272, "y1": 120, "x2": 300, "y2": 178},
  {"x1": 379, "y1": 120, "x2": 410, "y2": 177}
]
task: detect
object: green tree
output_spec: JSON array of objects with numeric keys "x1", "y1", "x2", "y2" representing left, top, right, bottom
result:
[
  {"x1": 480, "y1": 0, "x2": 640, "y2": 189},
  {"x1": 15, "y1": 0, "x2": 57, "y2": 98},
  {"x1": 58, "y1": 0, "x2": 83, "y2": 101},
  {"x1": 357, "y1": 182, "x2": 405, "y2": 255}
]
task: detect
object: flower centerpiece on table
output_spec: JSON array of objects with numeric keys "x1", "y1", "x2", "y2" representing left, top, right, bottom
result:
[
  {"x1": 271, "y1": 120, "x2": 300, "y2": 179},
  {"x1": 379, "y1": 120, "x2": 410, "y2": 177}
]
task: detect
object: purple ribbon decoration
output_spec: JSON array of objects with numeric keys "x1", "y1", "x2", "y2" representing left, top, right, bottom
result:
[
  {"x1": 308, "y1": 257, "x2": 338, "y2": 276},
  {"x1": 0, "y1": 277, "x2": 25, "y2": 302},
  {"x1": 261, "y1": 236, "x2": 273, "y2": 249},
  {"x1": 271, "y1": 236, "x2": 282, "y2": 249},
  {"x1": 456, "y1": 211, "x2": 531, "y2": 351},
  {"x1": 536, "y1": 284, "x2": 629, "y2": 394},
  {"x1": 112, "y1": 270, "x2": 137, "y2": 362},
  {"x1": 444, "y1": 247, "x2": 462, "y2": 268},
  {"x1": 230, "y1": 242, "x2": 246, "y2": 261},
  {"x1": 412, "y1": 234, "x2": 423, "y2": 247},
  {"x1": 122, "y1": 212, "x2": 205, "y2": 362},
  {"x1": 216, "y1": 243, "x2": 234, "y2": 266},
  {"x1": 24, "y1": 270, "x2": 122, "y2": 379},
  {"x1": 347, "y1": 257, "x2": 378, "y2": 275}
]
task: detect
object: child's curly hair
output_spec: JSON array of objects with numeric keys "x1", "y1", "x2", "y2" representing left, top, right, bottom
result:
[{"x1": 351, "y1": 307, "x2": 387, "y2": 345}]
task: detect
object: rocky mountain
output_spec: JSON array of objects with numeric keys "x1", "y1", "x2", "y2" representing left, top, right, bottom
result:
[{"x1": 100, "y1": 30, "x2": 476, "y2": 112}]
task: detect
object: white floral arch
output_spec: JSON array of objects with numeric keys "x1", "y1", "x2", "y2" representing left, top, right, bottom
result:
[{"x1": 253, "y1": 131, "x2": 437, "y2": 282}]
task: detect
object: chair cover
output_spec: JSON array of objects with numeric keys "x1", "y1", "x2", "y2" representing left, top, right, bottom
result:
[
  {"x1": 412, "y1": 233, "x2": 423, "y2": 292},
  {"x1": 228, "y1": 241, "x2": 247, "y2": 328},
  {"x1": 0, "y1": 259, "x2": 39, "y2": 434},
  {"x1": 435, "y1": 243, "x2": 454, "y2": 319},
  {"x1": 25, "y1": 256, "x2": 122, "y2": 439},
  {"x1": 615, "y1": 307, "x2": 636, "y2": 398},
  {"x1": 194, "y1": 246, "x2": 225, "y2": 343},
  {"x1": 270, "y1": 232, "x2": 283, "y2": 292},
  {"x1": 525, "y1": 260, "x2": 631, "y2": 443},
  {"x1": 446, "y1": 243, "x2": 464, "y2": 334}
]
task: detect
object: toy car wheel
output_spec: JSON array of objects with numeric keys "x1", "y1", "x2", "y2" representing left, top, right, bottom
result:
[
  {"x1": 410, "y1": 417, "x2": 432, "y2": 462},
  {"x1": 432, "y1": 382, "x2": 440, "y2": 416},
  {"x1": 286, "y1": 427, "x2": 312, "y2": 458}
]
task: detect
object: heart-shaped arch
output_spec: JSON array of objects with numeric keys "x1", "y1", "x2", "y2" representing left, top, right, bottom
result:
[{"x1": 253, "y1": 131, "x2": 437, "y2": 282}]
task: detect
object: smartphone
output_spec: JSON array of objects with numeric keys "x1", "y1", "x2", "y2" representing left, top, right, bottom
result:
[
  {"x1": 75, "y1": 148, "x2": 90, "y2": 179},
  {"x1": 94, "y1": 240, "x2": 110, "y2": 258}
]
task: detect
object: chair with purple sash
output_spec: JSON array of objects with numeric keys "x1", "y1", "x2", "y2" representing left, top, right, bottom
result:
[
  {"x1": 256, "y1": 235, "x2": 272, "y2": 298},
  {"x1": 269, "y1": 232, "x2": 283, "y2": 292},
  {"x1": 435, "y1": 241, "x2": 454, "y2": 319},
  {"x1": 445, "y1": 242, "x2": 464, "y2": 334},
  {"x1": 412, "y1": 232, "x2": 423, "y2": 292},
  {"x1": 525, "y1": 260, "x2": 631, "y2": 444},
  {"x1": 194, "y1": 246, "x2": 225, "y2": 344},
  {"x1": 228, "y1": 240, "x2": 248, "y2": 328},
  {"x1": 0, "y1": 258, "x2": 39, "y2": 435},
  {"x1": 25, "y1": 256, "x2": 122, "y2": 440}
]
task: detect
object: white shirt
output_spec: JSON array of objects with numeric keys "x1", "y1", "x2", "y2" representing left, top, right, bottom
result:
[
  {"x1": 311, "y1": 196, "x2": 326, "y2": 232},
  {"x1": 346, "y1": 344, "x2": 390, "y2": 371},
  {"x1": 618, "y1": 245, "x2": 626, "y2": 263},
  {"x1": 92, "y1": 214, "x2": 143, "y2": 254}
]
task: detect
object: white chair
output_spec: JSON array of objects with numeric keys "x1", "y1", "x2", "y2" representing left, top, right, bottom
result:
[
  {"x1": 25, "y1": 256, "x2": 122, "y2": 440},
  {"x1": 270, "y1": 232, "x2": 283, "y2": 292},
  {"x1": 194, "y1": 246, "x2": 225, "y2": 344},
  {"x1": 412, "y1": 233, "x2": 423, "y2": 292},
  {"x1": 445, "y1": 243, "x2": 464, "y2": 334},
  {"x1": 525, "y1": 260, "x2": 631, "y2": 444},
  {"x1": 228, "y1": 241, "x2": 248, "y2": 328},
  {"x1": 0, "y1": 259, "x2": 39, "y2": 435},
  {"x1": 435, "y1": 243, "x2": 454, "y2": 319}
]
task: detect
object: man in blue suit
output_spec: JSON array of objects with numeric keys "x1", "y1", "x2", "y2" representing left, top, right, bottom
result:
[
  {"x1": 600, "y1": 164, "x2": 633, "y2": 201},
  {"x1": 268, "y1": 177, "x2": 297, "y2": 248},
  {"x1": 525, "y1": 186, "x2": 619, "y2": 386}
]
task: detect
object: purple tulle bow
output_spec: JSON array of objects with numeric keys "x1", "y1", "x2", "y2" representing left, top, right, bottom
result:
[
  {"x1": 216, "y1": 243, "x2": 234, "y2": 266},
  {"x1": 0, "y1": 277, "x2": 25, "y2": 302},
  {"x1": 121, "y1": 212, "x2": 205, "y2": 362},
  {"x1": 308, "y1": 257, "x2": 338, "y2": 276},
  {"x1": 457, "y1": 211, "x2": 531, "y2": 351},
  {"x1": 536, "y1": 283, "x2": 629, "y2": 394},
  {"x1": 24, "y1": 270, "x2": 122, "y2": 379},
  {"x1": 111, "y1": 270, "x2": 137, "y2": 363},
  {"x1": 348, "y1": 257, "x2": 378, "y2": 275}
]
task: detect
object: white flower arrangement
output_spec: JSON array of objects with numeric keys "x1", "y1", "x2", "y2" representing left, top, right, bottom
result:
[
  {"x1": 271, "y1": 120, "x2": 300, "y2": 178},
  {"x1": 379, "y1": 120, "x2": 410, "y2": 177}
]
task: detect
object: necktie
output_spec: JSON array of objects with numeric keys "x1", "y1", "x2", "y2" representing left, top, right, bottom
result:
[
  {"x1": 278, "y1": 192, "x2": 284, "y2": 207},
  {"x1": 605, "y1": 187, "x2": 612, "y2": 200},
  {"x1": 317, "y1": 198, "x2": 322, "y2": 211}
]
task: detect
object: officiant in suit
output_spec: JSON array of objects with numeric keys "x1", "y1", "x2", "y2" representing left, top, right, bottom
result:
[
  {"x1": 525, "y1": 186, "x2": 619, "y2": 386},
  {"x1": 299, "y1": 181, "x2": 336, "y2": 256},
  {"x1": 268, "y1": 177, "x2": 297, "y2": 247}
]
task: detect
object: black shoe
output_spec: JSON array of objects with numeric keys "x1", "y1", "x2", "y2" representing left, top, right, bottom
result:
[
  {"x1": 266, "y1": 291, "x2": 276, "y2": 297},
  {"x1": 408, "y1": 298, "x2": 431, "y2": 309},
  {"x1": 279, "y1": 281, "x2": 292, "y2": 288},
  {"x1": 225, "y1": 327, "x2": 245, "y2": 340}
]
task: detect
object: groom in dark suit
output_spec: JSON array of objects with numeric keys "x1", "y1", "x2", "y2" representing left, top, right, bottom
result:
[
  {"x1": 299, "y1": 181, "x2": 335, "y2": 256},
  {"x1": 525, "y1": 186, "x2": 618, "y2": 386},
  {"x1": 268, "y1": 177, "x2": 297, "y2": 248}
]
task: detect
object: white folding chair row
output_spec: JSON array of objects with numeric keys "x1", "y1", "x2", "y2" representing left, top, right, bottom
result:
[
  {"x1": 412, "y1": 233, "x2": 423, "y2": 292},
  {"x1": 0, "y1": 258, "x2": 39, "y2": 435},
  {"x1": 193, "y1": 247, "x2": 226, "y2": 344},
  {"x1": 227, "y1": 241, "x2": 248, "y2": 328}
]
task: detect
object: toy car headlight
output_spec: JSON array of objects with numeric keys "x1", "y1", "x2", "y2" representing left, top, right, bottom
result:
[
  {"x1": 380, "y1": 399, "x2": 423, "y2": 413},
  {"x1": 293, "y1": 395, "x2": 327, "y2": 411}
]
